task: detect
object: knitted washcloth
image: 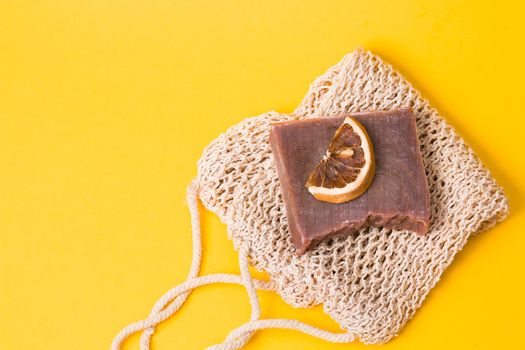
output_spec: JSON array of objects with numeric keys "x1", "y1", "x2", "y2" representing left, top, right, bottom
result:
[{"x1": 197, "y1": 48, "x2": 509, "y2": 343}]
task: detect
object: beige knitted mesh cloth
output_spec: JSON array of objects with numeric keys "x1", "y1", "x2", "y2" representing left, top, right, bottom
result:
[{"x1": 197, "y1": 48, "x2": 509, "y2": 344}]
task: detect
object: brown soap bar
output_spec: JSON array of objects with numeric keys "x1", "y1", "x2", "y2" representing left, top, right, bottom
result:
[{"x1": 270, "y1": 108, "x2": 430, "y2": 254}]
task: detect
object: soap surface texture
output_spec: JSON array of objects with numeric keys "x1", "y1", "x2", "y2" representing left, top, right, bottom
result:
[{"x1": 270, "y1": 108, "x2": 430, "y2": 253}]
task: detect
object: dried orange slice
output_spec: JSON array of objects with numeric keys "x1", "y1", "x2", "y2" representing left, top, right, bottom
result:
[{"x1": 306, "y1": 117, "x2": 375, "y2": 204}]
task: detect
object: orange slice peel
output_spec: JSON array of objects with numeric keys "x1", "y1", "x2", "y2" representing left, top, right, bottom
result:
[{"x1": 306, "y1": 117, "x2": 375, "y2": 204}]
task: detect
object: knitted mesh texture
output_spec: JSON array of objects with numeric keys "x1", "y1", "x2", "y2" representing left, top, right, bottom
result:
[{"x1": 196, "y1": 48, "x2": 509, "y2": 344}]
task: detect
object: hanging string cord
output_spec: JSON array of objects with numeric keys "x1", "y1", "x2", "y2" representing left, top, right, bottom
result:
[
  {"x1": 111, "y1": 179, "x2": 356, "y2": 350},
  {"x1": 139, "y1": 180, "x2": 203, "y2": 349},
  {"x1": 204, "y1": 246, "x2": 261, "y2": 350}
]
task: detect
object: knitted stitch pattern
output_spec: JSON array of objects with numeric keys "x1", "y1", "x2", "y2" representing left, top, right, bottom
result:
[{"x1": 196, "y1": 48, "x2": 509, "y2": 343}]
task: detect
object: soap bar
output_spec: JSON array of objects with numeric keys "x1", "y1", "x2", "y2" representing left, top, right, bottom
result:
[{"x1": 270, "y1": 108, "x2": 430, "y2": 254}]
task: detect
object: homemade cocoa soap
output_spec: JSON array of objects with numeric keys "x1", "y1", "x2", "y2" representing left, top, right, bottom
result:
[{"x1": 270, "y1": 108, "x2": 430, "y2": 254}]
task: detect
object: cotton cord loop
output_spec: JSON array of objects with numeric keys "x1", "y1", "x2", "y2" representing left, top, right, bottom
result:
[{"x1": 111, "y1": 180, "x2": 355, "y2": 350}]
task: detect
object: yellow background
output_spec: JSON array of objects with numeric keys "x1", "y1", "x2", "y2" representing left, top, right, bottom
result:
[{"x1": 1, "y1": 1, "x2": 524, "y2": 349}]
